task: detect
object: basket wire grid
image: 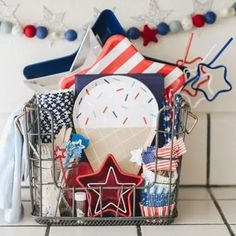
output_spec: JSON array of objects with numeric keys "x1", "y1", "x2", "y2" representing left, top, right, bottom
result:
[{"x1": 24, "y1": 95, "x2": 196, "y2": 226}]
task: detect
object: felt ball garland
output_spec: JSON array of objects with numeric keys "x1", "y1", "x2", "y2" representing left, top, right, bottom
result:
[
  {"x1": 36, "y1": 26, "x2": 48, "y2": 39},
  {"x1": 23, "y1": 25, "x2": 36, "y2": 38},
  {"x1": 126, "y1": 3, "x2": 236, "y2": 46},
  {"x1": 0, "y1": 1, "x2": 236, "y2": 45}
]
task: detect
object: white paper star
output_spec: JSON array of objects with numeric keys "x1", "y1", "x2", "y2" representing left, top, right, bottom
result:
[
  {"x1": 192, "y1": 0, "x2": 213, "y2": 14},
  {"x1": 40, "y1": 6, "x2": 67, "y2": 45},
  {"x1": 130, "y1": 147, "x2": 143, "y2": 166},
  {"x1": 0, "y1": 0, "x2": 21, "y2": 26},
  {"x1": 131, "y1": 0, "x2": 173, "y2": 27}
]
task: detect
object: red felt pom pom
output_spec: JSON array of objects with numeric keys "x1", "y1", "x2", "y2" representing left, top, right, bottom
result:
[
  {"x1": 23, "y1": 25, "x2": 36, "y2": 38},
  {"x1": 192, "y1": 14, "x2": 205, "y2": 28}
]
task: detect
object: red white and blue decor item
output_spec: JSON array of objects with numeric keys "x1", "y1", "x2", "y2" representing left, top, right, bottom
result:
[{"x1": 76, "y1": 154, "x2": 143, "y2": 217}]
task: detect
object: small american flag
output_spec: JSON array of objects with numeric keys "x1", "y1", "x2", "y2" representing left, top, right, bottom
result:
[{"x1": 142, "y1": 137, "x2": 186, "y2": 172}]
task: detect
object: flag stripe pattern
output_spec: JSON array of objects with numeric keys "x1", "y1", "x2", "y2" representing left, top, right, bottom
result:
[
  {"x1": 60, "y1": 36, "x2": 185, "y2": 100},
  {"x1": 142, "y1": 137, "x2": 186, "y2": 171},
  {"x1": 139, "y1": 203, "x2": 175, "y2": 217}
]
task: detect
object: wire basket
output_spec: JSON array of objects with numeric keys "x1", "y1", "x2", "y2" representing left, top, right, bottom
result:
[{"x1": 24, "y1": 95, "x2": 197, "y2": 226}]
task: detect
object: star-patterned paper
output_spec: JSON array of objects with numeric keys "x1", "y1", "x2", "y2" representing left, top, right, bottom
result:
[
  {"x1": 77, "y1": 154, "x2": 143, "y2": 217},
  {"x1": 36, "y1": 90, "x2": 74, "y2": 143},
  {"x1": 131, "y1": 0, "x2": 172, "y2": 27}
]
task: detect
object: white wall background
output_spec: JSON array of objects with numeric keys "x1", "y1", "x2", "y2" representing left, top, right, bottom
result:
[{"x1": 0, "y1": 0, "x2": 236, "y2": 185}]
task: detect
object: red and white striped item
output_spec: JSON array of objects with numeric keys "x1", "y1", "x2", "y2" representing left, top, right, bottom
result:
[
  {"x1": 60, "y1": 35, "x2": 185, "y2": 99},
  {"x1": 144, "y1": 137, "x2": 186, "y2": 172},
  {"x1": 139, "y1": 203, "x2": 175, "y2": 217}
]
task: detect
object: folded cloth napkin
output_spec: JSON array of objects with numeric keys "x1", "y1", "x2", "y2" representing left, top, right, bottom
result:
[{"x1": 0, "y1": 111, "x2": 28, "y2": 223}]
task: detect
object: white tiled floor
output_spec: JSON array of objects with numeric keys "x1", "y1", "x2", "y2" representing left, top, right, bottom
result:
[
  {"x1": 218, "y1": 200, "x2": 236, "y2": 224},
  {"x1": 141, "y1": 225, "x2": 230, "y2": 236},
  {"x1": 178, "y1": 187, "x2": 211, "y2": 200},
  {"x1": 0, "y1": 227, "x2": 46, "y2": 236},
  {"x1": 175, "y1": 200, "x2": 222, "y2": 224},
  {"x1": 0, "y1": 187, "x2": 235, "y2": 236},
  {"x1": 50, "y1": 226, "x2": 137, "y2": 236},
  {"x1": 211, "y1": 187, "x2": 236, "y2": 199}
]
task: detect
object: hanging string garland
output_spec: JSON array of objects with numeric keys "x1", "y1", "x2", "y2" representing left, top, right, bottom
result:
[
  {"x1": 0, "y1": 0, "x2": 236, "y2": 45},
  {"x1": 127, "y1": 1, "x2": 236, "y2": 46}
]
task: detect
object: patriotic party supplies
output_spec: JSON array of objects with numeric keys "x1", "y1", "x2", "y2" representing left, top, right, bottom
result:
[{"x1": 73, "y1": 74, "x2": 161, "y2": 174}]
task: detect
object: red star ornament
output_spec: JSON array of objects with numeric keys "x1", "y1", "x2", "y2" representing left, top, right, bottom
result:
[
  {"x1": 77, "y1": 154, "x2": 143, "y2": 217},
  {"x1": 140, "y1": 24, "x2": 158, "y2": 46}
]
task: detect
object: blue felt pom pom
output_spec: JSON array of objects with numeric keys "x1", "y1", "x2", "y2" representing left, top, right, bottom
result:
[
  {"x1": 126, "y1": 27, "x2": 140, "y2": 40},
  {"x1": 36, "y1": 26, "x2": 48, "y2": 39},
  {"x1": 64, "y1": 29, "x2": 77, "y2": 41},
  {"x1": 157, "y1": 22, "x2": 170, "y2": 35},
  {"x1": 204, "y1": 11, "x2": 217, "y2": 24}
]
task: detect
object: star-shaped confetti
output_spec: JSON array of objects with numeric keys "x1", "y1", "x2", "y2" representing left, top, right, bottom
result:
[
  {"x1": 192, "y1": 0, "x2": 213, "y2": 14},
  {"x1": 130, "y1": 147, "x2": 143, "y2": 166},
  {"x1": 0, "y1": 0, "x2": 21, "y2": 26},
  {"x1": 140, "y1": 24, "x2": 158, "y2": 46},
  {"x1": 131, "y1": 0, "x2": 172, "y2": 27},
  {"x1": 40, "y1": 6, "x2": 67, "y2": 45}
]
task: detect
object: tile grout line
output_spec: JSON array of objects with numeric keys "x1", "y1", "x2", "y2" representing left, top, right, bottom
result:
[
  {"x1": 206, "y1": 113, "x2": 211, "y2": 187},
  {"x1": 208, "y1": 188, "x2": 235, "y2": 236},
  {"x1": 136, "y1": 225, "x2": 142, "y2": 236},
  {"x1": 44, "y1": 225, "x2": 50, "y2": 236}
]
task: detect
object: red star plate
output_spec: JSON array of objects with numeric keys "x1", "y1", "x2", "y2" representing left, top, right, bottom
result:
[{"x1": 77, "y1": 154, "x2": 143, "y2": 217}]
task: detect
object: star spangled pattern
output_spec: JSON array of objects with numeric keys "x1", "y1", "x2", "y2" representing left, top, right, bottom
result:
[
  {"x1": 131, "y1": 0, "x2": 173, "y2": 27},
  {"x1": 37, "y1": 90, "x2": 74, "y2": 143},
  {"x1": 40, "y1": 6, "x2": 67, "y2": 45},
  {"x1": 0, "y1": 0, "x2": 21, "y2": 26},
  {"x1": 192, "y1": 0, "x2": 213, "y2": 14},
  {"x1": 163, "y1": 95, "x2": 181, "y2": 144}
]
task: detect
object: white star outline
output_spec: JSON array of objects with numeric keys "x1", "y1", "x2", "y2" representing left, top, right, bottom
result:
[
  {"x1": 192, "y1": 0, "x2": 213, "y2": 14},
  {"x1": 72, "y1": 139, "x2": 85, "y2": 150},
  {"x1": 131, "y1": 0, "x2": 173, "y2": 27},
  {"x1": 87, "y1": 167, "x2": 136, "y2": 216},
  {"x1": 39, "y1": 6, "x2": 67, "y2": 45},
  {"x1": 0, "y1": 0, "x2": 21, "y2": 26}
]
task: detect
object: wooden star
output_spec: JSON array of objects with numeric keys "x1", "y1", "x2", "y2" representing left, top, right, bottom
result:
[{"x1": 140, "y1": 24, "x2": 158, "y2": 46}]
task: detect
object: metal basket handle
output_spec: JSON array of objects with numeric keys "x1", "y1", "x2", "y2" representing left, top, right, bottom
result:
[{"x1": 185, "y1": 111, "x2": 198, "y2": 134}]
